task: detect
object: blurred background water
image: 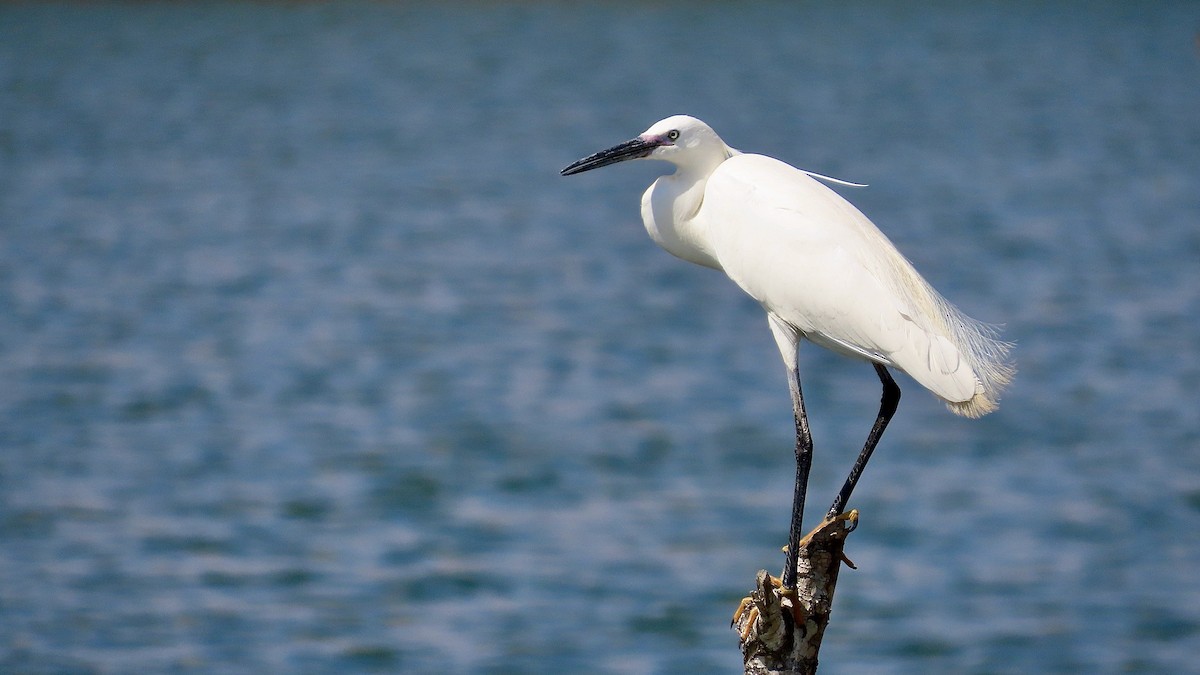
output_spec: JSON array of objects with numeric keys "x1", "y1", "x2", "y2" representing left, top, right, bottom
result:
[{"x1": 2, "y1": 2, "x2": 1199, "y2": 673}]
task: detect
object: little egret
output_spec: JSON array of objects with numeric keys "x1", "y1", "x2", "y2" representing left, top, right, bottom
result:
[{"x1": 561, "y1": 115, "x2": 1013, "y2": 590}]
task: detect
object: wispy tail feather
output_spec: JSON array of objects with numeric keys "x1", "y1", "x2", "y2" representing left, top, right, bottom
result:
[{"x1": 942, "y1": 314, "x2": 1015, "y2": 418}]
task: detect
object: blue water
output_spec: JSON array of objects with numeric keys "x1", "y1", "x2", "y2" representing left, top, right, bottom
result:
[{"x1": 2, "y1": 2, "x2": 1199, "y2": 673}]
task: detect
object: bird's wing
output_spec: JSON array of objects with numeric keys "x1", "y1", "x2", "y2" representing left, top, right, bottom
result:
[{"x1": 700, "y1": 153, "x2": 980, "y2": 404}]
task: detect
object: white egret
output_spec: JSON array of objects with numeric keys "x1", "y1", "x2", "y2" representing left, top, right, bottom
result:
[{"x1": 561, "y1": 115, "x2": 1013, "y2": 590}]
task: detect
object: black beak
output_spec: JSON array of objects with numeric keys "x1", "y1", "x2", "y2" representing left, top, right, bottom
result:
[{"x1": 561, "y1": 137, "x2": 660, "y2": 176}]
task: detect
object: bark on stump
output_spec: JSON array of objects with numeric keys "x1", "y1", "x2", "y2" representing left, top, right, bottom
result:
[{"x1": 733, "y1": 510, "x2": 858, "y2": 675}]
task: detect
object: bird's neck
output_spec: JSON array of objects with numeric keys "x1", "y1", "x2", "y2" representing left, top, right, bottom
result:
[{"x1": 641, "y1": 167, "x2": 722, "y2": 271}]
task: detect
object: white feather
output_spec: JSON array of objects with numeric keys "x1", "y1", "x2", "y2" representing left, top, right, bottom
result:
[{"x1": 636, "y1": 117, "x2": 1013, "y2": 416}]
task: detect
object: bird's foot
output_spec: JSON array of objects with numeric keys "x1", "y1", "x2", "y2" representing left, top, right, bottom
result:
[
  {"x1": 733, "y1": 602, "x2": 759, "y2": 641},
  {"x1": 735, "y1": 511, "x2": 861, "y2": 643},
  {"x1": 732, "y1": 570, "x2": 798, "y2": 644},
  {"x1": 731, "y1": 572, "x2": 786, "y2": 630},
  {"x1": 732, "y1": 571, "x2": 806, "y2": 641},
  {"x1": 782, "y1": 511, "x2": 860, "y2": 570}
]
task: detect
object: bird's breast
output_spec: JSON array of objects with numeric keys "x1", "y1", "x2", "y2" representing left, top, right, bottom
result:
[{"x1": 640, "y1": 177, "x2": 722, "y2": 270}]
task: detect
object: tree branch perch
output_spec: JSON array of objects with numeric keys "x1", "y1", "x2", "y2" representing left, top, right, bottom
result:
[{"x1": 733, "y1": 510, "x2": 859, "y2": 675}]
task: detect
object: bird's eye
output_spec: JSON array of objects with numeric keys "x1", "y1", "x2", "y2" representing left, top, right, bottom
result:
[{"x1": 666, "y1": 130, "x2": 680, "y2": 141}]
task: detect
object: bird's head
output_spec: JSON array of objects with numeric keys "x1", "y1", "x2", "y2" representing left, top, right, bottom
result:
[{"x1": 561, "y1": 115, "x2": 736, "y2": 177}]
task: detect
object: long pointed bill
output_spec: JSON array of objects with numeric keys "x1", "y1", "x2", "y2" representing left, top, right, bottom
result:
[{"x1": 561, "y1": 137, "x2": 661, "y2": 176}]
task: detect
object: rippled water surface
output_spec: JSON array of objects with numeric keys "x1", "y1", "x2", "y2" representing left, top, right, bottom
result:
[{"x1": 2, "y1": 2, "x2": 1199, "y2": 673}]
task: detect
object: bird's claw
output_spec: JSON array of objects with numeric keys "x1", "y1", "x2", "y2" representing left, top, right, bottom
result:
[
  {"x1": 784, "y1": 510, "x2": 860, "y2": 553},
  {"x1": 732, "y1": 572, "x2": 796, "y2": 642},
  {"x1": 734, "y1": 604, "x2": 760, "y2": 641},
  {"x1": 731, "y1": 573, "x2": 782, "y2": 625}
]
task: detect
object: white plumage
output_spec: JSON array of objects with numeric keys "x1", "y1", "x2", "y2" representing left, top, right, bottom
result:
[
  {"x1": 562, "y1": 114, "x2": 1014, "y2": 587},
  {"x1": 605, "y1": 114, "x2": 1013, "y2": 416}
]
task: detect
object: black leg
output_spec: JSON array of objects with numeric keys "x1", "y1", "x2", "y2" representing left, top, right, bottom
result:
[
  {"x1": 781, "y1": 364, "x2": 814, "y2": 591},
  {"x1": 826, "y1": 363, "x2": 901, "y2": 518}
]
